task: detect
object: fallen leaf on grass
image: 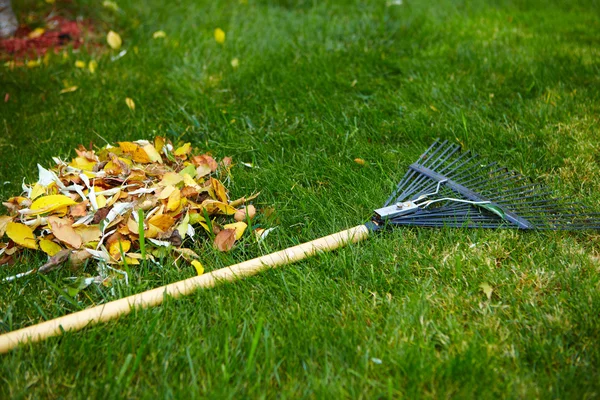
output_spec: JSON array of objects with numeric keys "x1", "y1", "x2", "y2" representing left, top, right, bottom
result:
[
  {"x1": 480, "y1": 283, "x2": 493, "y2": 300},
  {"x1": 125, "y1": 97, "x2": 135, "y2": 111},
  {"x1": 107, "y1": 30, "x2": 122, "y2": 50},
  {"x1": 153, "y1": 30, "x2": 166, "y2": 39},
  {"x1": 88, "y1": 60, "x2": 98, "y2": 73},
  {"x1": 39, "y1": 249, "x2": 71, "y2": 274},
  {"x1": 214, "y1": 229, "x2": 236, "y2": 251},
  {"x1": 191, "y1": 260, "x2": 204, "y2": 275},
  {"x1": 214, "y1": 28, "x2": 226, "y2": 44},
  {"x1": 60, "y1": 86, "x2": 78, "y2": 94}
]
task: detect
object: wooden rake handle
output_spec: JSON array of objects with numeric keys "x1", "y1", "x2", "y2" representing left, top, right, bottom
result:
[{"x1": 0, "y1": 224, "x2": 370, "y2": 354}]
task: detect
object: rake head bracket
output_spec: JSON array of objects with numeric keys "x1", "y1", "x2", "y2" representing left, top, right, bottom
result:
[{"x1": 372, "y1": 139, "x2": 600, "y2": 230}]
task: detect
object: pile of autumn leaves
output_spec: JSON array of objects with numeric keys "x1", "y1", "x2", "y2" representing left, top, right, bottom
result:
[{"x1": 0, "y1": 137, "x2": 259, "y2": 278}]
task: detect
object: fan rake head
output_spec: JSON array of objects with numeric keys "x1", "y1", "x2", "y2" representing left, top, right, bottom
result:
[{"x1": 373, "y1": 139, "x2": 600, "y2": 230}]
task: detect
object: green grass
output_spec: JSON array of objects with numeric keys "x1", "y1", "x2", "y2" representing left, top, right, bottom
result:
[{"x1": 1, "y1": 0, "x2": 600, "y2": 397}]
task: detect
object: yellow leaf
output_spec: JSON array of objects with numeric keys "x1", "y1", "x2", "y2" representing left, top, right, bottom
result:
[
  {"x1": 223, "y1": 221, "x2": 247, "y2": 239},
  {"x1": 231, "y1": 58, "x2": 239, "y2": 68},
  {"x1": 166, "y1": 189, "x2": 181, "y2": 211},
  {"x1": 154, "y1": 136, "x2": 166, "y2": 153},
  {"x1": 108, "y1": 239, "x2": 131, "y2": 258},
  {"x1": 30, "y1": 183, "x2": 46, "y2": 200},
  {"x1": 142, "y1": 144, "x2": 163, "y2": 163},
  {"x1": 173, "y1": 143, "x2": 191, "y2": 157},
  {"x1": 30, "y1": 194, "x2": 78, "y2": 214},
  {"x1": 102, "y1": 0, "x2": 119, "y2": 11},
  {"x1": 214, "y1": 28, "x2": 226, "y2": 44},
  {"x1": 88, "y1": 60, "x2": 98, "y2": 73},
  {"x1": 200, "y1": 199, "x2": 237, "y2": 215},
  {"x1": 96, "y1": 194, "x2": 107, "y2": 209},
  {"x1": 182, "y1": 173, "x2": 199, "y2": 188},
  {"x1": 480, "y1": 283, "x2": 493, "y2": 300},
  {"x1": 191, "y1": 260, "x2": 204, "y2": 276},
  {"x1": 211, "y1": 178, "x2": 228, "y2": 203},
  {"x1": 158, "y1": 185, "x2": 177, "y2": 200},
  {"x1": 125, "y1": 97, "x2": 135, "y2": 111},
  {"x1": 148, "y1": 214, "x2": 175, "y2": 232},
  {"x1": 39, "y1": 239, "x2": 63, "y2": 256},
  {"x1": 153, "y1": 30, "x2": 166, "y2": 39},
  {"x1": 6, "y1": 222, "x2": 37, "y2": 249},
  {"x1": 75, "y1": 60, "x2": 86, "y2": 69},
  {"x1": 107, "y1": 30, "x2": 122, "y2": 50},
  {"x1": 159, "y1": 172, "x2": 184, "y2": 187},
  {"x1": 27, "y1": 59, "x2": 41, "y2": 68},
  {"x1": 60, "y1": 86, "x2": 78, "y2": 94},
  {"x1": 70, "y1": 156, "x2": 97, "y2": 171},
  {"x1": 354, "y1": 158, "x2": 366, "y2": 165},
  {"x1": 28, "y1": 28, "x2": 45, "y2": 39}
]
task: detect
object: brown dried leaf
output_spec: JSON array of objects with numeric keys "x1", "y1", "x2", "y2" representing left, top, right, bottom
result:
[
  {"x1": 214, "y1": 229, "x2": 236, "y2": 252},
  {"x1": 69, "y1": 249, "x2": 93, "y2": 268},
  {"x1": 192, "y1": 154, "x2": 218, "y2": 172},
  {"x1": 92, "y1": 207, "x2": 111, "y2": 224},
  {"x1": 69, "y1": 200, "x2": 89, "y2": 218},
  {"x1": 39, "y1": 249, "x2": 71, "y2": 274},
  {"x1": 48, "y1": 216, "x2": 82, "y2": 249}
]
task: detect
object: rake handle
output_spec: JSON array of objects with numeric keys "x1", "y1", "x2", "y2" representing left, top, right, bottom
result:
[{"x1": 0, "y1": 224, "x2": 370, "y2": 354}]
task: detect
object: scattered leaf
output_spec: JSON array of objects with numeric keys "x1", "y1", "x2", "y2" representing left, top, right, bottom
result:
[
  {"x1": 231, "y1": 58, "x2": 239, "y2": 68},
  {"x1": 214, "y1": 28, "x2": 226, "y2": 44},
  {"x1": 75, "y1": 60, "x2": 86, "y2": 69},
  {"x1": 125, "y1": 97, "x2": 135, "y2": 111},
  {"x1": 480, "y1": 283, "x2": 493, "y2": 300},
  {"x1": 107, "y1": 30, "x2": 123, "y2": 50},
  {"x1": 28, "y1": 28, "x2": 45, "y2": 39},
  {"x1": 191, "y1": 260, "x2": 204, "y2": 275},
  {"x1": 354, "y1": 158, "x2": 366, "y2": 165},
  {"x1": 153, "y1": 30, "x2": 166, "y2": 39},
  {"x1": 60, "y1": 86, "x2": 78, "y2": 94},
  {"x1": 88, "y1": 60, "x2": 98, "y2": 74}
]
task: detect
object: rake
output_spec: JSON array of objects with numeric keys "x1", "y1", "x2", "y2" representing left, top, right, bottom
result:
[{"x1": 1, "y1": 139, "x2": 599, "y2": 353}]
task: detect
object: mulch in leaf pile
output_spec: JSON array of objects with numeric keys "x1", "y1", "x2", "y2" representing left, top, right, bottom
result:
[{"x1": 0, "y1": 137, "x2": 260, "y2": 284}]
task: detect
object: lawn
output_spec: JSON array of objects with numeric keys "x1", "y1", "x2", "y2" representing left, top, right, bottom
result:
[{"x1": 1, "y1": 0, "x2": 600, "y2": 397}]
